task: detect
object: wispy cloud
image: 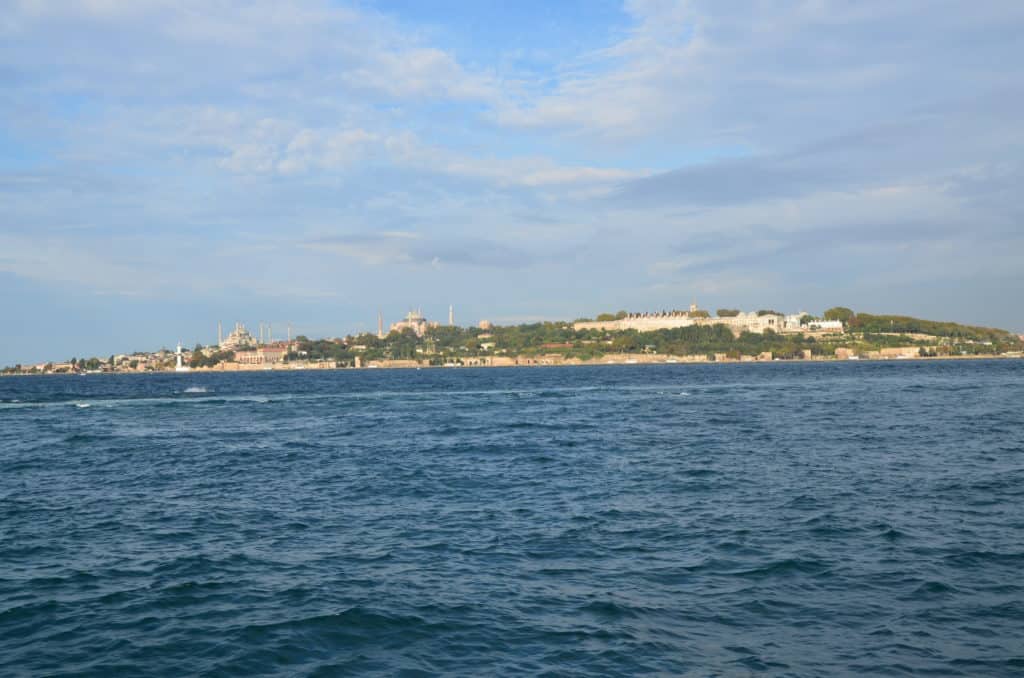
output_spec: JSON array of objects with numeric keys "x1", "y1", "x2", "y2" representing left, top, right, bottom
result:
[{"x1": 304, "y1": 231, "x2": 534, "y2": 269}]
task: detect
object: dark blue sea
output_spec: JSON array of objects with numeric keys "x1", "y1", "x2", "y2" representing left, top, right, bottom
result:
[{"x1": 2, "y1": 361, "x2": 1023, "y2": 676}]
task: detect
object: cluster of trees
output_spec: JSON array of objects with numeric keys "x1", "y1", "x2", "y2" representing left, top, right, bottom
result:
[
  {"x1": 851, "y1": 314, "x2": 1016, "y2": 343},
  {"x1": 69, "y1": 357, "x2": 103, "y2": 371},
  {"x1": 594, "y1": 310, "x2": 629, "y2": 321},
  {"x1": 823, "y1": 307, "x2": 855, "y2": 323},
  {"x1": 189, "y1": 348, "x2": 235, "y2": 369},
  {"x1": 823, "y1": 307, "x2": 1020, "y2": 345},
  {"x1": 586, "y1": 325, "x2": 818, "y2": 359},
  {"x1": 291, "y1": 336, "x2": 357, "y2": 363}
]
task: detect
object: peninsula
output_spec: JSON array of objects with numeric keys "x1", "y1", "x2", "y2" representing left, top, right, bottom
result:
[{"x1": 4, "y1": 305, "x2": 1022, "y2": 375}]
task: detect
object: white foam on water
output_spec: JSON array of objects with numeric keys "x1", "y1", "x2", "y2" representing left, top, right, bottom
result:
[{"x1": 183, "y1": 386, "x2": 209, "y2": 394}]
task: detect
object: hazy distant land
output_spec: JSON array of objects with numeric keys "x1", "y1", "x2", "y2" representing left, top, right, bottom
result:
[{"x1": 4, "y1": 306, "x2": 1022, "y2": 375}]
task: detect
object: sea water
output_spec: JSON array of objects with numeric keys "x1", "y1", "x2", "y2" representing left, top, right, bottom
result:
[{"x1": 1, "y1": 361, "x2": 1022, "y2": 676}]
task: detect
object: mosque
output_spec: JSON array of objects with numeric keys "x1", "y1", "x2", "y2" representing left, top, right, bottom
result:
[
  {"x1": 218, "y1": 323, "x2": 256, "y2": 350},
  {"x1": 389, "y1": 309, "x2": 441, "y2": 338}
]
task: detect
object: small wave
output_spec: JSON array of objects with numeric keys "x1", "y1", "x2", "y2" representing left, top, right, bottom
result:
[
  {"x1": 183, "y1": 386, "x2": 210, "y2": 394},
  {"x1": 909, "y1": 580, "x2": 958, "y2": 598},
  {"x1": 734, "y1": 558, "x2": 832, "y2": 579},
  {"x1": 74, "y1": 403, "x2": 91, "y2": 409},
  {"x1": 63, "y1": 433, "x2": 111, "y2": 443},
  {"x1": 578, "y1": 600, "x2": 639, "y2": 619}
]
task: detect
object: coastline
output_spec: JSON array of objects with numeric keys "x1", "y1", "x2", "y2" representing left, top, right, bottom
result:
[{"x1": 3, "y1": 353, "x2": 1020, "y2": 377}]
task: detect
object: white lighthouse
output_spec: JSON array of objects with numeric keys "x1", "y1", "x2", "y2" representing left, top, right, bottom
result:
[{"x1": 175, "y1": 342, "x2": 191, "y2": 372}]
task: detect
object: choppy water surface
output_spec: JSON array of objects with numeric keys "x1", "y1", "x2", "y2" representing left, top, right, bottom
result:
[{"x1": 2, "y1": 361, "x2": 1023, "y2": 676}]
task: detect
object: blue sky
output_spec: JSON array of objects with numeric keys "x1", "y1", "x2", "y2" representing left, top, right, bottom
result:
[{"x1": 2, "y1": 0, "x2": 1023, "y2": 364}]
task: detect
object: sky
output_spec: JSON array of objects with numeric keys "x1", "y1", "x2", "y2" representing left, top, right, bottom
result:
[{"x1": 1, "y1": 0, "x2": 1023, "y2": 365}]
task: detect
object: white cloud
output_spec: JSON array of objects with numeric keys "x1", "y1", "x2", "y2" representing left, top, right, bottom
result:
[{"x1": 2, "y1": 0, "x2": 1022, "y2": 342}]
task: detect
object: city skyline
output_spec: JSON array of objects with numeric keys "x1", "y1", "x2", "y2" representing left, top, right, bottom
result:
[
  {"x1": 3, "y1": 1, "x2": 1023, "y2": 365},
  {"x1": 5, "y1": 300, "x2": 1021, "y2": 368}
]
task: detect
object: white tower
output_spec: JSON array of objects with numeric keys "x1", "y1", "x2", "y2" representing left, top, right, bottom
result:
[
  {"x1": 449, "y1": 304, "x2": 454, "y2": 326},
  {"x1": 175, "y1": 342, "x2": 191, "y2": 372}
]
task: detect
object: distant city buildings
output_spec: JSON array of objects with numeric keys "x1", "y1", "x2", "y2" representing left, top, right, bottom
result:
[{"x1": 13, "y1": 301, "x2": 1021, "y2": 376}]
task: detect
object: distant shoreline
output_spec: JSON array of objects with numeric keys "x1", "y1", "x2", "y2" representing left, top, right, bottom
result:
[{"x1": 3, "y1": 353, "x2": 1020, "y2": 377}]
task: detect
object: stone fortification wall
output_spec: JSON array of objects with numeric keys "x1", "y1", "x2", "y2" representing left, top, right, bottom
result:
[
  {"x1": 574, "y1": 311, "x2": 784, "y2": 335},
  {"x1": 574, "y1": 311, "x2": 698, "y2": 333}
]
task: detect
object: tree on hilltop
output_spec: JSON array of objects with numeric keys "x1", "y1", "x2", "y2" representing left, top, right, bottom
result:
[{"x1": 823, "y1": 307, "x2": 855, "y2": 323}]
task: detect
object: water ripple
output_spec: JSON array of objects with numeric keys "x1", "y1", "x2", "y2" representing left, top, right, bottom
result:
[{"x1": 1, "y1": 361, "x2": 1023, "y2": 675}]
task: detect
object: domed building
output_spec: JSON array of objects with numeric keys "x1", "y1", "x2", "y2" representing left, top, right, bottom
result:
[
  {"x1": 220, "y1": 323, "x2": 256, "y2": 350},
  {"x1": 389, "y1": 309, "x2": 439, "y2": 338}
]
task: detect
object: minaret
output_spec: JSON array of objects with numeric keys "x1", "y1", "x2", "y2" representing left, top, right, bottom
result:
[
  {"x1": 218, "y1": 322, "x2": 223, "y2": 347},
  {"x1": 377, "y1": 311, "x2": 384, "y2": 339},
  {"x1": 449, "y1": 304, "x2": 454, "y2": 326}
]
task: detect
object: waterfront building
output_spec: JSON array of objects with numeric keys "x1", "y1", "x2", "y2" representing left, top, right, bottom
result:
[{"x1": 234, "y1": 345, "x2": 288, "y2": 365}]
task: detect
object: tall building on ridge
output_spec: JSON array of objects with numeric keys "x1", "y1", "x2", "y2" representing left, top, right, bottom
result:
[
  {"x1": 377, "y1": 311, "x2": 384, "y2": 339},
  {"x1": 449, "y1": 304, "x2": 454, "y2": 326},
  {"x1": 220, "y1": 323, "x2": 256, "y2": 350},
  {"x1": 390, "y1": 309, "x2": 439, "y2": 338}
]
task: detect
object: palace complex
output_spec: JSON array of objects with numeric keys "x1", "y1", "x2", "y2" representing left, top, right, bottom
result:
[{"x1": 573, "y1": 304, "x2": 844, "y2": 336}]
